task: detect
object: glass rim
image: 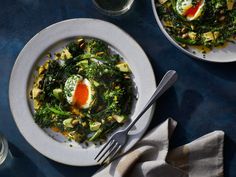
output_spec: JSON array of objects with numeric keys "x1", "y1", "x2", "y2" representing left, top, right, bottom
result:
[
  {"x1": 0, "y1": 134, "x2": 9, "y2": 165},
  {"x1": 92, "y1": 0, "x2": 135, "y2": 16}
]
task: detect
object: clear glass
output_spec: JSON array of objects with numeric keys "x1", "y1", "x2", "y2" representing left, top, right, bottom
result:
[
  {"x1": 0, "y1": 134, "x2": 13, "y2": 171},
  {"x1": 93, "y1": 0, "x2": 135, "y2": 16}
]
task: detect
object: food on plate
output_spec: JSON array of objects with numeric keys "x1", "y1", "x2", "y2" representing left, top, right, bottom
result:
[
  {"x1": 30, "y1": 38, "x2": 134, "y2": 144},
  {"x1": 156, "y1": 0, "x2": 236, "y2": 50}
]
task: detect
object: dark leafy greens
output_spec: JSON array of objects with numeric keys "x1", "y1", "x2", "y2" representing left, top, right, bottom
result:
[
  {"x1": 156, "y1": 0, "x2": 236, "y2": 50},
  {"x1": 31, "y1": 38, "x2": 134, "y2": 144}
]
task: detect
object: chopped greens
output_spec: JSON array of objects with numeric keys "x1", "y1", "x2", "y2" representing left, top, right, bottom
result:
[
  {"x1": 31, "y1": 38, "x2": 134, "y2": 144},
  {"x1": 156, "y1": 0, "x2": 236, "y2": 50}
]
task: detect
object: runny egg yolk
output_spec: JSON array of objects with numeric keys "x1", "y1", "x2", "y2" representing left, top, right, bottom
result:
[
  {"x1": 185, "y1": 1, "x2": 202, "y2": 17},
  {"x1": 176, "y1": 0, "x2": 204, "y2": 21},
  {"x1": 64, "y1": 75, "x2": 94, "y2": 109},
  {"x1": 73, "y1": 82, "x2": 89, "y2": 108}
]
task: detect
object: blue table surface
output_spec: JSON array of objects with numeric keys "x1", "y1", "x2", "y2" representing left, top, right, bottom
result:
[{"x1": 1, "y1": 0, "x2": 236, "y2": 177}]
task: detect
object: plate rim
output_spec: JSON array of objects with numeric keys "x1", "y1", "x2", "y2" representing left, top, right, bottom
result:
[
  {"x1": 151, "y1": 0, "x2": 236, "y2": 63},
  {"x1": 9, "y1": 18, "x2": 157, "y2": 166}
]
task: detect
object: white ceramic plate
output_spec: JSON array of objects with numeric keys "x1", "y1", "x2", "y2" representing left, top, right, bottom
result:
[
  {"x1": 9, "y1": 18, "x2": 156, "y2": 166},
  {"x1": 152, "y1": 0, "x2": 236, "y2": 63}
]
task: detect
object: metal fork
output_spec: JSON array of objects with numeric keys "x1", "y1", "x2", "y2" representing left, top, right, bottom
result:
[{"x1": 94, "y1": 70, "x2": 178, "y2": 165}]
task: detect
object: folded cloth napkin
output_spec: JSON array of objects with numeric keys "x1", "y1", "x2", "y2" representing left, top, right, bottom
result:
[{"x1": 93, "y1": 118, "x2": 224, "y2": 177}]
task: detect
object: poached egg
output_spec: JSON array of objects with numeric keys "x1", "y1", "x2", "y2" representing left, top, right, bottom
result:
[
  {"x1": 176, "y1": 0, "x2": 205, "y2": 21},
  {"x1": 64, "y1": 75, "x2": 95, "y2": 109}
]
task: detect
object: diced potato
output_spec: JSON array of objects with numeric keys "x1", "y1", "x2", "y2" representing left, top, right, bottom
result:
[
  {"x1": 116, "y1": 62, "x2": 130, "y2": 72},
  {"x1": 107, "y1": 116, "x2": 113, "y2": 121},
  {"x1": 159, "y1": 0, "x2": 168, "y2": 4},
  {"x1": 67, "y1": 131, "x2": 82, "y2": 142},
  {"x1": 33, "y1": 99, "x2": 41, "y2": 110},
  {"x1": 53, "y1": 88, "x2": 63, "y2": 100},
  {"x1": 188, "y1": 32, "x2": 197, "y2": 40},
  {"x1": 213, "y1": 31, "x2": 220, "y2": 39},
  {"x1": 162, "y1": 20, "x2": 173, "y2": 27},
  {"x1": 38, "y1": 66, "x2": 45, "y2": 75},
  {"x1": 56, "y1": 48, "x2": 72, "y2": 60},
  {"x1": 82, "y1": 122, "x2": 87, "y2": 127},
  {"x1": 62, "y1": 48, "x2": 72, "y2": 59},
  {"x1": 89, "y1": 122, "x2": 101, "y2": 131},
  {"x1": 38, "y1": 60, "x2": 50, "y2": 74},
  {"x1": 63, "y1": 118, "x2": 74, "y2": 128},
  {"x1": 71, "y1": 119, "x2": 80, "y2": 126},
  {"x1": 44, "y1": 61, "x2": 49, "y2": 69},
  {"x1": 202, "y1": 32, "x2": 214, "y2": 42},
  {"x1": 32, "y1": 87, "x2": 42, "y2": 99},
  {"x1": 112, "y1": 115, "x2": 126, "y2": 123},
  {"x1": 33, "y1": 75, "x2": 44, "y2": 90},
  {"x1": 93, "y1": 80, "x2": 100, "y2": 87},
  {"x1": 227, "y1": 0, "x2": 234, "y2": 10}
]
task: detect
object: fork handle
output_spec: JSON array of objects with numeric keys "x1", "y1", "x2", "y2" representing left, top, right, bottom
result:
[{"x1": 124, "y1": 70, "x2": 178, "y2": 133}]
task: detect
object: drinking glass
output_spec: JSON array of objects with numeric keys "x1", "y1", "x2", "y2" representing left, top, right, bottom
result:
[
  {"x1": 93, "y1": 0, "x2": 135, "y2": 16},
  {"x1": 0, "y1": 134, "x2": 13, "y2": 171}
]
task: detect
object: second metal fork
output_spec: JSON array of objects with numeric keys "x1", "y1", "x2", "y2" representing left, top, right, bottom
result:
[{"x1": 94, "y1": 70, "x2": 178, "y2": 165}]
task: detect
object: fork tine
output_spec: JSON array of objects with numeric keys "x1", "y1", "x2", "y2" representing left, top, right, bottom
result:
[
  {"x1": 96, "y1": 140, "x2": 116, "y2": 162},
  {"x1": 94, "y1": 138, "x2": 113, "y2": 160},
  {"x1": 100, "y1": 146, "x2": 122, "y2": 168},
  {"x1": 100, "y1": 143, "x2": 120, "y2": 165},
  {"x1": 108, "y1": 145, "x2": 122, "y2": 162}
]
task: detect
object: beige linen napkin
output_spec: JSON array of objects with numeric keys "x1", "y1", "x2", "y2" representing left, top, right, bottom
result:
[{"x1": 93, "y1": 118, "x2": 224, "y2": 177}]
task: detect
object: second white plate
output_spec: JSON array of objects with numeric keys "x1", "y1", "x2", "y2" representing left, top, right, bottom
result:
[{"x1": 152, "y1": 0, "x2": 236, "y2": 63}]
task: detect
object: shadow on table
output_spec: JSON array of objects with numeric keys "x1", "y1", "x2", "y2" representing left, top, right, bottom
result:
[
  {"x1": 0, "y1": 143, "x2": 46, "y2": 177},
  {"x1": 145, "y1": 56, "x2": 204, "y2": 147},
  {"x1": 195, "y1": 59, "x2": 236, "y2": 82},
  {"x1": 49, "y1": 160, "x2": 99, "y2": 177},
  {"x1": 152, "y1": 88, "x2": 204, "y2": 147},
  {"x1": 224, "y1": 135, "x2": 236, "y2": 177}
]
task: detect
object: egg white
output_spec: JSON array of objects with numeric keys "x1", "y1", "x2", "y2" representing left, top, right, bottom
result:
[
  {"x1": 176, "y1": 0, "x2": 193, "y2": 16},
  {"x1": 64, "y1": 75, "x2": 95, "y2": 109},
  {"x1": 64, "y1": 75, "x2": 83, "y2": 104}
]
